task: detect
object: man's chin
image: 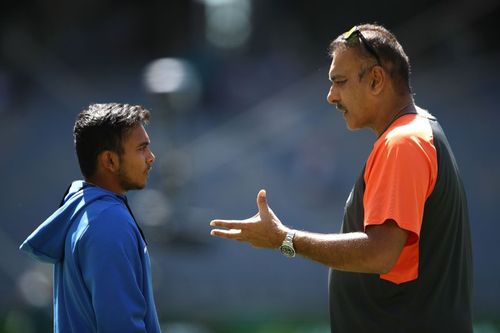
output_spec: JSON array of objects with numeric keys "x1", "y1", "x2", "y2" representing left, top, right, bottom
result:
[
  {"x1": 344, "y1": 117, "x2": 363, "y2": 132},
  {"x1": 122, "y1": 182, "x2": 147, "y2": 192},
  {"x1": 345, "y1": 121, "x2": 361, "y2": 131},
  {"x1": 134, "y1": 183, "x2": 146, "y2": 190}
]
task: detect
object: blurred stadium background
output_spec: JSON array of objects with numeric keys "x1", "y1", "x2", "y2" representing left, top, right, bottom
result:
[{"x1": 1, "y1": 0, "x2": 499, "y2": 332}]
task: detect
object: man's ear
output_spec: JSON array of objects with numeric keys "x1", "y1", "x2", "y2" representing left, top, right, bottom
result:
[
  {"x1": 370, "y1": 66, "x2": 385, "y2": 95},
  {"x1": 98, "y1": 150, "x2": 120, "y2": 173}
]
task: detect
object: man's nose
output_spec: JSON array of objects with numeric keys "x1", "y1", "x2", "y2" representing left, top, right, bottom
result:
[
  {"x1": 148, "y1": 151, "x2": 156, "y2": 164},
  {"x1": 327, "y1": 86, "x2": 339, "y2": 104}
]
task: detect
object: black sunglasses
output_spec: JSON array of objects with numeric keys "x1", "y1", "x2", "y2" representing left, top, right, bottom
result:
[{"x1": 342, "y1": 26, "x2": 382, "y2": 66}]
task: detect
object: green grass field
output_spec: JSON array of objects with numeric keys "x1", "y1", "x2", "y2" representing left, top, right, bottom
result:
[{"x1": 2, "y1": 311, "x2": 500, "y2": 333}]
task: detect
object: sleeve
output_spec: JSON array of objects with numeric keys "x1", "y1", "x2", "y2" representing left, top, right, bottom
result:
[
  {"x1": 363, "y1": 133, "x2": 437, "y2": 284},
  {"x1": 79, "y1": 205, "x2": 148, "y2": 333},
  {"x1": 364, "y1": 134, "x2": 436, "y2": 239}
]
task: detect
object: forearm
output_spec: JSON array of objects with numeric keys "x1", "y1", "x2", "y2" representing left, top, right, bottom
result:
[
  {"x1": 209, "y1": 190, "x2": 406, "y2": 274},
  {"x1": 291, "y1": 225, "x2": 403, "y2": 274}
]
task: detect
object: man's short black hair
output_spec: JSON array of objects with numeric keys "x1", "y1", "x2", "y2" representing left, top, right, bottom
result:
[
  {"x1": 73, "y1": 103, "x2": 150, "y2": 178},
  {"x1": 329, "y1": 24, "x2": 412, "y2": 95}
]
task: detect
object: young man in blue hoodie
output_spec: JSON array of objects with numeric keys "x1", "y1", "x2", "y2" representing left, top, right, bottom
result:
[{"x1": 20, "y1": 103, "x2": 161, "y2": 332}]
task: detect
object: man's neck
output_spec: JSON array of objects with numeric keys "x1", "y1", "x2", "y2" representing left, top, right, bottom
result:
[
  {"x1": 85, "y1": 175, "x2": 125, "y2": 195},
  {"x1": 374, "y1": 94, "x2": 414, "y2": 137}
]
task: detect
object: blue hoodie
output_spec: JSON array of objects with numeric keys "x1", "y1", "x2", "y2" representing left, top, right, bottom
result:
[{"x1": 20, "y1": 181, "x2": 161, "y2": 333}]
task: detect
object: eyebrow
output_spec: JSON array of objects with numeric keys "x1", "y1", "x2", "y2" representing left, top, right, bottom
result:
[
  {"x1": 137, "y1": 141, "x2": 150, "y2": 149},
  {"x1": 329, "y1": 73, "x2": 347, "y2": 82}
]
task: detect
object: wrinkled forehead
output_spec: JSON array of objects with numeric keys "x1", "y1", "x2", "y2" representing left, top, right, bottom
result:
[{"x1": 328, "y1": 48, "x2": 363, "y2": 78}]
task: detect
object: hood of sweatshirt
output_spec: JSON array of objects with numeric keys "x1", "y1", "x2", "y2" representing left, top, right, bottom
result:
[{"x1": 19, "y1": 180, "x2": 122, "y2": 263}]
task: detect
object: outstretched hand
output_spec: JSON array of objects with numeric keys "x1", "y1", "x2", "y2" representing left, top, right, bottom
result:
[{"x1": 210, "y1": 189, "x2": 288, "y2": 248}]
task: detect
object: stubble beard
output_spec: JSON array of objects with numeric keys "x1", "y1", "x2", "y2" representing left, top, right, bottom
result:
[{"x1": 118, "y1": 166, "x2": 147, "y2": 192}]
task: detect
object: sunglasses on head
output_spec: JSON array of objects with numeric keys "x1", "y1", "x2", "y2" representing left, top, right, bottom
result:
[{"x1": 342, "y1": 26, "x2": 382, "y2": 66}]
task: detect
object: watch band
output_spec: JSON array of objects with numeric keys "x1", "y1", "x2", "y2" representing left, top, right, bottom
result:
[
  {"x1": 284, "y1": 230, "x2": 295, "y2": 244},
  {"x1": 280, "y1": 230, "x2": 296, "y2": 258}
]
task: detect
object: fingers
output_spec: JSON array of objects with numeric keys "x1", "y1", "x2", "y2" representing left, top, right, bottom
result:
[
  {"x1": 256, "y1": 189, "x2": 270, "y2": 216},
  {"x1": 210, "y1": 228, "x2": 242, "y2": 240},
  {"x1": 210, "y1": 219, "x2": 249, "y2": 229},
  {"x1": 210, "y1": 219, "x2": 251, "y2": 242}
]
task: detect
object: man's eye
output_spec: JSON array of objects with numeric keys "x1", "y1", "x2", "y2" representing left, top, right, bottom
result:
[{"x1": 334, "y1": 79, "x2": 347, "y2": 86}]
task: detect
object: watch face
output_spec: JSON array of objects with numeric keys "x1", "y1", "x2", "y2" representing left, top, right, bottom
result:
[{"x1": 280, "y1": 245, "x2": 296, "y2": 258}]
